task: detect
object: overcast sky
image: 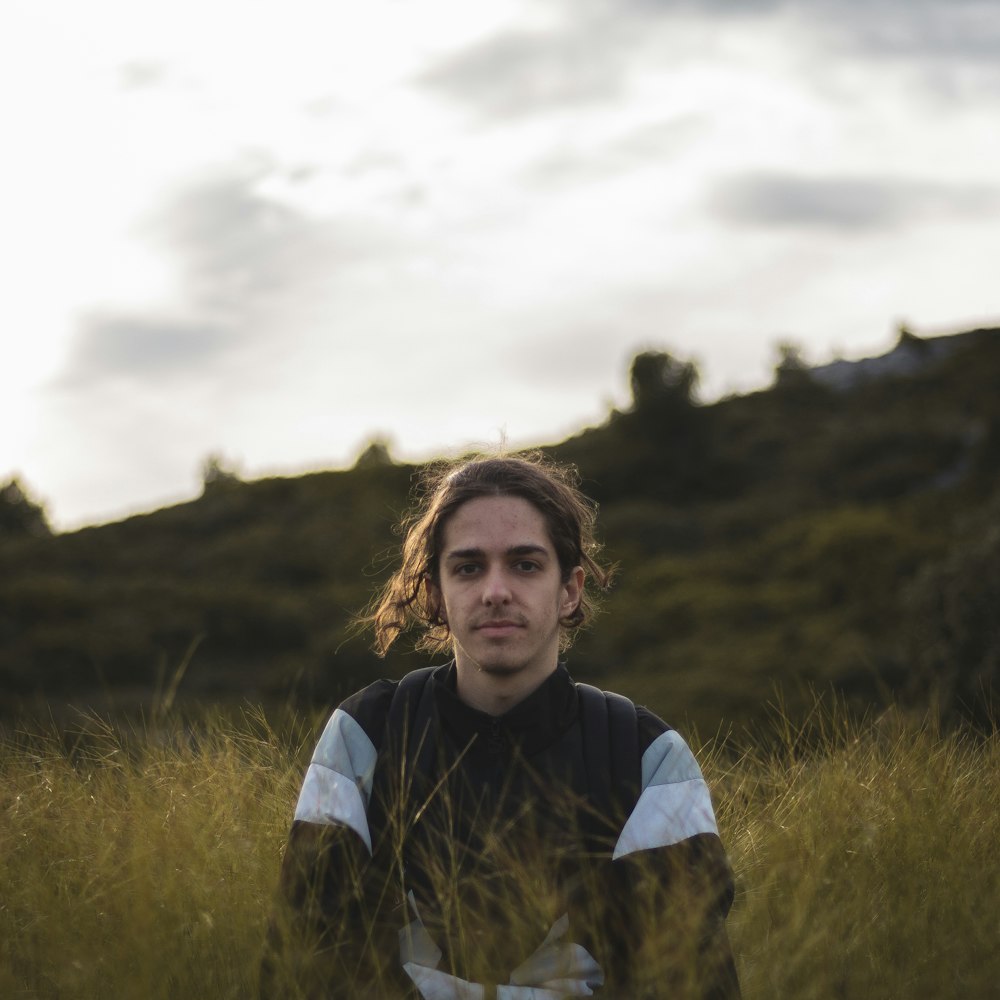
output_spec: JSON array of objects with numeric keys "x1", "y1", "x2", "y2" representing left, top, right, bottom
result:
[{"x1": 4, "y1": 0, "x2": 1000, "y2": 530}]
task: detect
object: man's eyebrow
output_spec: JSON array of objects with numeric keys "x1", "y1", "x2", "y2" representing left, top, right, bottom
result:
[
  {"x1": 444, "y1": 547, "x2": 485, "y2": 561},
  {"x1": 507, "y1": 544, "x2": 549, "y2": 557},
  {"x1": 444, "y1": 544, "x2": 550, "y2": 560}
]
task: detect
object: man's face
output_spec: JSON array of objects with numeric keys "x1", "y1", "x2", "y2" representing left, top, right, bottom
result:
[{"x1": 430, "y1": 495, "x2": 584, "y2": 691}]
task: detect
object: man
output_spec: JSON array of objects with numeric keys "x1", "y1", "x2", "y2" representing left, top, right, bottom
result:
[{"x1": 262, "y1": 454, "x2": 740, "y2": 999}]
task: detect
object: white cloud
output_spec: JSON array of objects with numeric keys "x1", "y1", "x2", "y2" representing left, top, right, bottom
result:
[{"x1": 709, "y1": 173, "x2": 1000, "y2": 231}]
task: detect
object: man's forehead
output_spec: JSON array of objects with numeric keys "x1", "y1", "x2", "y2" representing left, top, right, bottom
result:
[{"x1": 441, "y1": 495, "x2": 554, "y2": 551}]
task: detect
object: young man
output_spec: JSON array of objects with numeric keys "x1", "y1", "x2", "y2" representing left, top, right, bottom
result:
[{"x1": 262, "y1": 455, "x2": 740, "y2": 999}]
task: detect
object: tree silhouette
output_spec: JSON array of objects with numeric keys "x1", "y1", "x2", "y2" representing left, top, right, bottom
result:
[
  {"x1": 201, "y1": 453, "x2": 242, "y2": 493},
  {"x1": 773, "y1": 340, "x2": 812, "y2": 388},
  {"x1": 0, "y1": 477, "x2": 51, "y2": 539},
  {"x1": 353, "y1": 436, "x2": 394, "y2": 469},
  {"x1": 629, "y1": 351, "x2": 700, "y2": 411}
]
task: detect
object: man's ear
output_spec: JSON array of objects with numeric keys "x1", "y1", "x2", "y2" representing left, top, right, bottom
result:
[{"x1": 561, "y1": 566, "x2": 585, "y2": 618}]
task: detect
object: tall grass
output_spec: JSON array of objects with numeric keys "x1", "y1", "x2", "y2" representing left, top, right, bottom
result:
[
  {"x1": 718, "y1": 704, "x2": 1000, "y2": 999},
  {"x1": 0, "y1": 708, "x2": 310, "y2": 1000},
  {"x1": 1, "y1": 702, "x2": 997, "y2": 998}
]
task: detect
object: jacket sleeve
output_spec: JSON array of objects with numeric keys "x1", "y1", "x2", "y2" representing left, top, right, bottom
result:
[
  {"x1": 259, "y1": 699, "x2": 401, "y2": 1000},
  {"x1": 603, "y1": 718, "x2": 741, "y2": 999}
]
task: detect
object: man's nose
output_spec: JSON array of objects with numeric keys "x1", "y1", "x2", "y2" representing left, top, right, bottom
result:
[{"x1": 482, "y1": 566, "x2": 512, "y2": 604}]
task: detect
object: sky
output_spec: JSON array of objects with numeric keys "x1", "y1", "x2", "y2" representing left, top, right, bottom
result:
[{"x1": 4, "y1": 0, "x2": 1000, "y2": 531}]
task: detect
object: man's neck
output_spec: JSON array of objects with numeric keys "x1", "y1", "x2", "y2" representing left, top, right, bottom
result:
[{"x1": 453, "y1": 659, "x2": 558, "y2": 716}]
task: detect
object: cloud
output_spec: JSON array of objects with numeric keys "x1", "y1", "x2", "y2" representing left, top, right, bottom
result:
[
  {"x1": 55, "y1": 163, "x2": 411, "y2": 393},
  {"x1": 414, "y1": 2, "x2": 769, "y2": 120},
  {"x1": 578, "y1": 0, "x2": 1000, "y2": 55},
  {"x1": 418, "y1": 0, "x2": 1000, "y2": 122},
  {"x1": 565, "y1": 0, "x2": 779, "y2": 17},
  {"x1": 57, "y1": 314, "x2": 238, "y2": 387},
  {"x1": 522, "y1": 115, "x2": 706, "y2": 187},
  {"x1": 418, "y1": 26, "x2": 630, "y2": 118},
  {"x1": 810, "y1": 0, "x2": 1000, "y2": 61},
  {"x1": 117, "y1": 60, "x2": 171, "y2": 91},
  {"x1": 150, "y1": 164, "x2": 413, "y2": 290},
  {"x1": 709, "y1": 172, "x2": 999, "y2": 231},
  {"x1": 142, "y1": 167, "x2": 334, "y2": 313},
  {"x1": 53, "y1": 169, "x2": 313, "y2": 390}
]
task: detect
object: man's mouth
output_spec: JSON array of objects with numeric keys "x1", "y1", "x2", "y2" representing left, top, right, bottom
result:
[{"x1": 475, "y1": 619, "x2": 523, "y2": 632}]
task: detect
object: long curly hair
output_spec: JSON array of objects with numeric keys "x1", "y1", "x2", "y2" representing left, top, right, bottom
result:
[{"x1": 362, "y1": 452, "x2": 613, "y2": 656}]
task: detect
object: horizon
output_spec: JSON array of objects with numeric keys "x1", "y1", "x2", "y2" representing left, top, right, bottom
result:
[{"x1": 18, "y1": 319, "x2": 992, "y2": 535}]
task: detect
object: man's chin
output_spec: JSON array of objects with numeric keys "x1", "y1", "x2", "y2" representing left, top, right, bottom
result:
[{"x1": 474, "y1": 658, "x2": 524, "y2": 677}]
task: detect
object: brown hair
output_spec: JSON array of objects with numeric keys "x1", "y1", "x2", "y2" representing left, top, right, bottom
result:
[{"x1": 364, "y1": 452, "x2": 613, "y2": 656}]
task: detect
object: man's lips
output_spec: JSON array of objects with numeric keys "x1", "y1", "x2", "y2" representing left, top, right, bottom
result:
[{"x1": 474, "y1": 619, "x2": 524, "y2": 631}]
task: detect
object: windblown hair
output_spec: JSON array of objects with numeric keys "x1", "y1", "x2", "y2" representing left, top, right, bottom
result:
[{"x1": 364, "y1": 453, "x2": 613, "y2": 656}]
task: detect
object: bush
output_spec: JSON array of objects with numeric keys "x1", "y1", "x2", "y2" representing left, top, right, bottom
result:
[{"x1": 899, "y1": 496, "x2": 1000, "y2": 723}]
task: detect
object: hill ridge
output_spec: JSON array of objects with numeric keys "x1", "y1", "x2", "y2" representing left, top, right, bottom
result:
[{"x1": 3, "y1": 325, "x2": 999, "y2": 730}]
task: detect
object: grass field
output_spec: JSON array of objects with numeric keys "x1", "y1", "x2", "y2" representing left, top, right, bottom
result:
[{"x1": 1, "y1": 702, "x2": 997, "y2": 999}]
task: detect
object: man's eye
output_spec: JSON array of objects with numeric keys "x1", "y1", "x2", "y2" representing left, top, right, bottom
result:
[
  {"x1": 515, "y1": 561, "x2": 540, "y2": 573},
  {"x1": 455, "y1": 563, "x2": 479, "y2": 576}
]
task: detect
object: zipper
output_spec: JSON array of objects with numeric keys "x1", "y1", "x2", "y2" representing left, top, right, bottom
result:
[{"x1": 487, "y1": 717, "x2": 505, "y2": 757}]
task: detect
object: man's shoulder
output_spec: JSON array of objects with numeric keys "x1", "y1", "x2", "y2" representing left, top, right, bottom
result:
[
  {"x1": 332, "y1": 678, "x2": 397, "y2": 748},
  {"x1": 577, "y1": 681, "x2": 672, "y2": 755},
  {"x1": 333, "y1": 665, "x2": 445, "y2": 750},
  {"x1": 634, "y1": 703, "x2": 672, "y2": 752}
]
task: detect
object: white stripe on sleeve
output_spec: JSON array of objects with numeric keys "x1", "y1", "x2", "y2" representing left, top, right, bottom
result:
[
  {"x1": 293, "y1": 708, "x2": 378, "y2": 853},
  {"x1": 612, "y1": 729, "x2": 719, "y2": 860}
]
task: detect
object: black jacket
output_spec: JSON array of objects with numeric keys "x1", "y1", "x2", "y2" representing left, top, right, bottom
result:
[{"x1": 261, "y1": 664, "x2": 740, "y2": 999}]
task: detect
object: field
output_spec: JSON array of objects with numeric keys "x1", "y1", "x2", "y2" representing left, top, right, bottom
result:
[{"x1": 1, "y1": 702, "x2": 997, "y2": 999}]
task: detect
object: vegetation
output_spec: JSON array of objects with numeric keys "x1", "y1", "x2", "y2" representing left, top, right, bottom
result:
[
  {"x1": 3, "y1": 326, "x2": 997, "y2": 997},
  {"x1": 1, "y1": 703, "x2": 996, "y2": 998},
  {"x1": 1, "y1": 478, "x2": 51, "y2": 541},
  {"x1": 723, "y1": 703, "x2": 1000, "y2": 998},
  {"x1": 2, "y1": 326, "x2": 999, "y2": 733}
]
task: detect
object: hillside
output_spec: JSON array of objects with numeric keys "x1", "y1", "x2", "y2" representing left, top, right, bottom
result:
[{"x1": 3, "y1": 326, "x2": 999, "y2": 732}]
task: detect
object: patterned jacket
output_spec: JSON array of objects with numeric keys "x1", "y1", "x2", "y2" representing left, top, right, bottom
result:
[{"x1": 261, "y1": 663, "x2": 740, "y2": 999}]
